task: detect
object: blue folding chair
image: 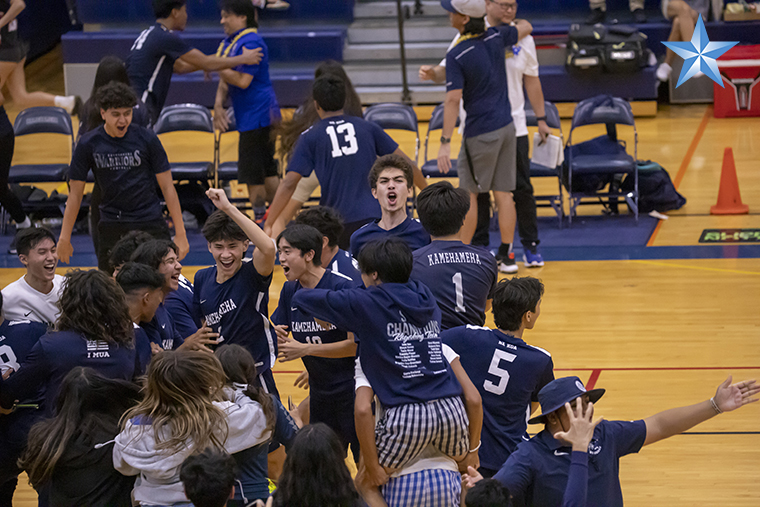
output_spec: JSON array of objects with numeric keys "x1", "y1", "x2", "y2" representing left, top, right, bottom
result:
[
  {"x1": 153, "y1": 104, "x2": 214, "y2": 184},
  {"x1": 565, "y1": 95, "x2": 638, "y2": 223},
  {"x1": 421, "y1": 103, "x2": 460, "y2": 178},
  {"x1": 525, "y1": 100, "x2": 564, "y2": 226}
]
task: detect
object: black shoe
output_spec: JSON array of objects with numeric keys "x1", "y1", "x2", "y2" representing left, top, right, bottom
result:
[
  {"x1": 632, "y1": 8, "x2": 646, "y2": 23},
  {"x1": 72, "y1": 96, "x2": 83, "y2": 117},
  {"x1": 585, "y1": 8, "x2": 606, "y2": 24}
]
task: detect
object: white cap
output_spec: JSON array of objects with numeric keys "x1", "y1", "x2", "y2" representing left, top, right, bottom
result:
[{"x1": 441, "y1": 0, "x2": 486, "y2": 18}]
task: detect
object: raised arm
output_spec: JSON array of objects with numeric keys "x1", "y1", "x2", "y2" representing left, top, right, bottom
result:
[
  {"x1": 643, "y1": 376, "x2": 759, "y2": 447},
  {"x1": 263, "y1": 171, "x2": 302, "y2": 236},
  {"x1": 206, "y1": 188, "x2": 276, "y2": 276}
]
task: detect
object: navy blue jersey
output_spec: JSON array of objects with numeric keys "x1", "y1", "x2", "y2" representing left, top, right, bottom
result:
[
  {"x1": 133, "y1": 323, "x2": 152, "y2": 375},
  {"x1": 0, "y1": 330, "x2": 137, "y2": 415},
  {"x1": 291, "y1": 280, "x2": 461, "y2": 407},
  {"x1": 411, "y1": 241, "x2": 497, "y2": 329},
  {"x1": 446, "y1": 26, "x2": 518, "y2": 138},
  {"x1": 69, "y1": 125, "x2": 170, "y2": 223},
  {"x1": 350, "y1": 217, "x2": 431, "y2": 259},
  {"x1": 272, "y1": 271, "x2": 356, "y2": 398},
  {"x1": 287, "y1": 115, "x2": 398, "y2": 222},
  {"x1": 164, "y1": 275, "x2": 200, "y2": 338},
  {"x1": 193, "y1": 260, "x2": 276, "y2": 373},
  {"x1": 142, "y1": 303, "x2": 184, "y2": 351},
  {"x1": 441, "y1": 326, "x2": 554, "y2": 470},
  {"x1": 127, "y1": 23, "x2": 191, "y2": 121},
  {"x1": 0, "y1": 106, "x2": 12, "y2": 137},
  {"x1": 0, "y1": 320, "x2": 49, "y2": 397},
  {"x1": 219, "y1": 29, "x2": 280, "y2": 132},
  {"x1": 326, "y1": 249, "x2": 362, "y2": 286}
]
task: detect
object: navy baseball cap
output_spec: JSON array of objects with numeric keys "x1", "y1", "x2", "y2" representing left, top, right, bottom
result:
[
  {"x1": 441, "y1": 0, "x2": 487, "y2": 17},
  {"x1": 528, "y1": 376, "x2": 605, "y2": 425}
]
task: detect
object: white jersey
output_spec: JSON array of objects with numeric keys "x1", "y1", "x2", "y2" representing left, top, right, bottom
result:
[
  {"x1": 1, "y1": 274, "x2": 65, "y2": 326},
  {"x1": 440, "y1": 20, "x2": 540, "y2": 137}
]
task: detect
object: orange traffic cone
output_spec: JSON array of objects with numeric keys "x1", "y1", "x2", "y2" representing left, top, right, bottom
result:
[{"x1": 711, "y1": 147, "x2": 749, "y2": 215}]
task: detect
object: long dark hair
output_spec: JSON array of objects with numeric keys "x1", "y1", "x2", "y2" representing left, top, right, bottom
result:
[
  {"x1": 80, "y1": 55, "x2": 132, "y2": 136},
  {"x1": 273, "y1": 423, "x2": 360, "y2": 507},
  {"x1": 214, "y1": 344, "x2": 275, "y2": 434},
  {"x1": 277, "y1": 60, "x2": 363, "y2": 162},
  {"x1": 56, "y1": 269, "x2": 134, "y2": 346},
  {"x1": 20, "y1": 367, "x2": 140, "y2": 487}
]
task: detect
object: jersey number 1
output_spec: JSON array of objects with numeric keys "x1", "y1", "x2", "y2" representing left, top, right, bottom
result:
[
  {"x1": 483, "y1": 349, "x2": 517, "y2": 395},
  {"x1": 326, "y1": 124, "x2": 358, "y2": 158}
]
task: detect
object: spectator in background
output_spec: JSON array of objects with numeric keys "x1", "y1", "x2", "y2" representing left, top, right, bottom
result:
[
  {"x1": 180, "y1": 448, "x2": 238, "y2": 507},
  {"x1": 656, "y1": 0, "x2": 700, "y2": 82},
  {"x1": 586, "y1": 0, "x2": 647, "y2": 24},
  {"x1": 214, "y1": 0, "x2": 281, "y2": 223}
]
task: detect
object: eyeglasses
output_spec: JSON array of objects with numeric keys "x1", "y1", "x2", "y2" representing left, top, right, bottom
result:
[{"x1": 491, "y1": 0, "x2": 518, "y2": 10}]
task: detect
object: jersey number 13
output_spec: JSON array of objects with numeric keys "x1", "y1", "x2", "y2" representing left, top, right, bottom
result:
[{"x1": 326, "y1": 124, "x2": 359, "y2": 158}]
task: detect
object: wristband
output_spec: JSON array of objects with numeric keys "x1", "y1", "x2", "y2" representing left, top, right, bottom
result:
[
  {"x1": 710, "y1": 397, "x2": 722, "y2": 414},
  {"x1": 468, "y1": 441, "x2": 481, "y2": 453}
]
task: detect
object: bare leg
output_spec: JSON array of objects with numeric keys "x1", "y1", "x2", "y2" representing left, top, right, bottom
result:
[
  {"x1": 493, "y1": 190, "x2": 516, "y2": 245},
  {"x1": 1, "y1": 59, "x2": 70, "y2": 110}
]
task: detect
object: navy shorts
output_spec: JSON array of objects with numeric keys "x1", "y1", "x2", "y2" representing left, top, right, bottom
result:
[{"x1": 311, "y1": 392, "x2": 360, "y2": 462}]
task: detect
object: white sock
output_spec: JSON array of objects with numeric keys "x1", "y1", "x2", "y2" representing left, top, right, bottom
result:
[
  {"x1": 16, "y1": 216, "x2": 31, "y2": 229},
  {"x1": 656, "y1": 62, "x2": 672, "y2": 82},
  {"x1": 54, "y1": 95, "x2": 75, "y2": 113}
]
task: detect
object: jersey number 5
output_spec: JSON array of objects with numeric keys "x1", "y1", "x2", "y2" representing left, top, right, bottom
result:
[
  {"x1": 326, "y1": 124, "x2": 359, "y2": 158},
  {"x1": 483, "y1": 349, "x2": 517, "y2": 395}
]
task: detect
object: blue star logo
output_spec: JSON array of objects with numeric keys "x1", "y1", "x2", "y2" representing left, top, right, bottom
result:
[{"x1": 662, "y1": 15, "x2": 738, "y2": 88}]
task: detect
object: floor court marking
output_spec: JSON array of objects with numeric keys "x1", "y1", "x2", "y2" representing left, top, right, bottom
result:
[
  {"x1": 274, "y1": 366, "x2": 760, "y2": 376},
  {"x1": 631, "y1": 259, "x2": 760, "y2": 276},
  {"x1": 646, "y1": 105, "x2": 713, "y2": 247}
]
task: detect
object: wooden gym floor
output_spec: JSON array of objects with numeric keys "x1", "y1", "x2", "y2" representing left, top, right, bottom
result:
[{"x1": 6, "y1": 47, "x2": 760, "y2": 506}]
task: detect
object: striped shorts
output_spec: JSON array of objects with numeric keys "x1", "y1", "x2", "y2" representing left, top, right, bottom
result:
[
  {"x1": 383, "y1": 469, "x2": 461, "y2": 507},
  {"x1": 376, "y1": 397, "x2": 469, "y2": 469}
]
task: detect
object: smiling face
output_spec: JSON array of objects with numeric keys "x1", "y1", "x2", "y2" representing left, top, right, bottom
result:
[
  {"x1": 487, "y1": 0, "x2": 518, "y2": 24},
  {"x1": 20, "y1": 238, "x2": 58, "y2": 284},
  {"x1": 157, "y1": 249, "x2": 182, "y2": 292},
  {"x1": 101, "y1": 107, "x2": 133, "y2": 138},
  {"x1": 208, "y1": 238, "x2": 249, "y2": 279},
  {"x1": 372, "y1": 167, "x2": 410, "y2": 214},
  {"x1": 278, "y1": 237, "x2": 313, "y2": 282},
  {"x1": 220, "y1": 9, "x2": 247, "y2": 36}
]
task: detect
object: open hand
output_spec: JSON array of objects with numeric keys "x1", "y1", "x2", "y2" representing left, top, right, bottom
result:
[
  {"x1": 278, "y1": 335, "x2": 308, "y2": 362},
  {"x1": 554, "y1": 401, "x2": 603, "y2": 452},
  {"x1": 714, "y1": 376, "x2": 760, "y2": 412},
  {"x1": 179, "y1": 326, "x2": 219, "y2": 353}
]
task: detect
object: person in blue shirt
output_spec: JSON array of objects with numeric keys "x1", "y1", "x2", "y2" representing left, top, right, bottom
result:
[
  {"x1": 131, "y1": 240, "x2": 218, "y2": 353},
  {"x1": 115, "y1": 262, "x2": 167, "y2": 374},
  {"x1": 293, "y1": 206, "x2": 362, "y2": 285},
  {"x1": 194, "y1": 188, "x2": 278, "y2": 395},
  {"x1": 58, "y1": 82, "x2": 188, "y2": 271},
  {"x1": 127, "y1": 0, "x2": 262, "y2": 125},
  {"x1": 0, "y1": 292, "x2": 49, "y2": 505},
  {"x1": 0, "y1": 270, "x2": 138, "y2": 417},
  {"x1": 464, "y1": 374, "x2": 760, "y2": 507},
  {"x1": 164, "y1": 273, "x2": 201, "y2": 339},
  {"x1": 214, "y1": 0, "x2": 281, "y2": 222},
  {"x1": 411, "y1": 181, "x2": 497, "y2": 329},
  {"x1": 264, "y1": 75, "x2": 425, "y2": 249},
  {"x1": 272, "y1": 224, "x2": 359, "y2": 460},
  {"x1": 436, "y1": 0, "x2": 532, "y2": 274},
  {"x1": 290, "y1": 237, "x2": 468, "y2": 484},
  {"x1": 349, "y1": 154, "x2": 430, "y2": 259},
  {"x1": 442, "y1": 276, "x2": 554, "y2": 477}
]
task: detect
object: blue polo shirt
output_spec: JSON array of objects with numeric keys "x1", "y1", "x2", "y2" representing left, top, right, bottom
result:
[
  {"x1": 494, "y1": 420, "x2": 647, "y2": 507},
  {"x1": 349, "y1": 216, "x2": 430, "y2": 259},
  {"x1": 217, "y1": 28, "x2": 280, "y2": 132},
  {"x1": 445, "y1": 25, "x2": 518, "y2": 138}
]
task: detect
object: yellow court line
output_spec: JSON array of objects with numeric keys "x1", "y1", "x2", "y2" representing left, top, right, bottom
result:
[{"x1": 632, "y1": 259, "x2": 760, "y2": 276}]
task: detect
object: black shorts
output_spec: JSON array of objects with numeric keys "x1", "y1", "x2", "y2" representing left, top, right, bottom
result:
[
  {"x1": 0, "y1": 43, "x2": 26, "y2": 63},
  {"x1": 311, "y1": 392, "x2": 360, "y2": 462},
  {"x1": 237, "y1": 126, "x2": 278, "y2": 185}
]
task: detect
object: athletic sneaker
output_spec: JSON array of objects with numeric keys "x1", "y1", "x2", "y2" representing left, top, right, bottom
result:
[
  {"x1": 523, "y1": 250, "x2": 545, "y2": 268},
  {"x1": 656, "y1": 62, "x2": 672, "y2": 82},
  {"x1": 495, "y1": 252, "x2": 518, "y2": 274}
]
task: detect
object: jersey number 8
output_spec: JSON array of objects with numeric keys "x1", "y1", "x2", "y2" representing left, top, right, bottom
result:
[
  {"x1": 483, "y1": 349, "x2": 517, "y2": 395},
  {"x1": 326, "y1": 124, "x2": 359, "y2": 158},
  {"x1": 0, "y1": 345, "x2": 19, "y2": 374}
]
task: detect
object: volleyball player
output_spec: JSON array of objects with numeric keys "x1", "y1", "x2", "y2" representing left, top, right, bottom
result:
[
  {"x1": 349, "y1": 154, "x2": 430, "y2": 258},
  {"x1": 293, "y1": 206, "x2": 361, "y2": 284}
]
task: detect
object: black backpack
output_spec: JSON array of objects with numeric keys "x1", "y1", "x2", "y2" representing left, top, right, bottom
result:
[
  {"x1": 621, "y1": 161, "x2": 687, "y2": 213},
  {"x1": 566, "y1": 23, "x2": 649, "y2": 74}
]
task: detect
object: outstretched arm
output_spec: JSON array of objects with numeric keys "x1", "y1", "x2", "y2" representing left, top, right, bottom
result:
[
  {"x1": 206, "y1": 188, "x2": 276, "y2": 276},
  {"x1": 57, "y1": 180, "x2": 86, "y2": 264},
  {"x1": 643, "y1": 376, "x2": 759, "y2": 446},
  {"x1": 178, "y1": 47, "x2": 262, "y2": 72}
]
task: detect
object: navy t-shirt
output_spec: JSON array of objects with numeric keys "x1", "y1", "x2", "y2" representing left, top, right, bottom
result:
[
  {"x1": 127, "y1": 23, "x2": 191, "y2": 121},
  {"x1": 219, "y1": 29, "x2": 280, "y2": 132},
  {"x1": 287, "y1": 115, "x2": 398, "y2": 223},
  {"x1": 133, "y1": 323, "x2": 152, "y2": 375},
  {"x1": 164, "y1": 275, "x2": 201, "y2": 338},
  {"x1": 193, "y1": 260, "x2": 276, "y2": 374},
  {"x1": 291, "y1": 280, "x2": 462, "y2": 407},
  {"x1": 441, "y1": 326, "x2": 554, "y2": 470},
  {"x1": 0, "y1": 330, "x2": 137, "y2": 415},
  {"x1": 0, "y1": 320, "x2": 49, "y2": 398},
  {"x1": 446, "y1": 26, "x2": 518, "y2": 138},
  {"x1": 142, "y1": 303, "x2": 184, "y2": 351},
  {"x1": 411, "y1": 241, "x2": 497, "y2": 329},
  {"x1": 494, "y1": 420, "x2": 647, "y2": 507},
  {"x1": 326, "y1": 249, "x2": 362, "y2": 286},
  {"x1": 69, "y1": 125, "x2": 170, "y2": 223},
  {"x1": 350, "y1": 216, "x2": 431, "y2": 259},
  {"x1": 272, "y1": 271, "x2": 356, "y2": 399}
]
